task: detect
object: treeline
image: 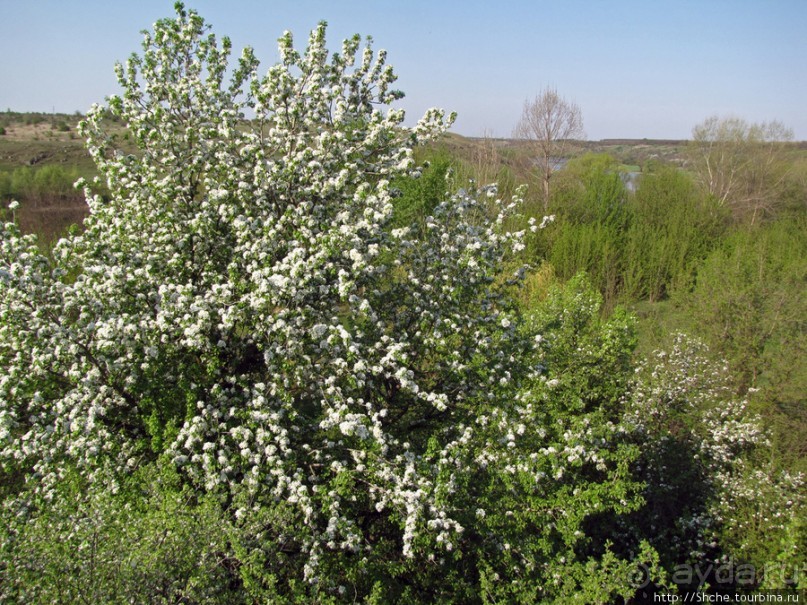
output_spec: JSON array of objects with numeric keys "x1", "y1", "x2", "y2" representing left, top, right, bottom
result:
[
  {"x1": 543, "y1": 147, "x2": 805, "y2": 442},
  {"x1": 536, "y1": 155, "x2": 725, "y2": 305}
]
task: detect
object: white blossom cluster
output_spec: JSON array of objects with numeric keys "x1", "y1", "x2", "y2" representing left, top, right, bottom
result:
[
  {"x1": 0, "y1": 5, "x2": 540, "y2": 578},
  {"x1": 626, "y1": 333, "x2": 804, "y2": 567},
  {"x1": 627, "y1": 334, "x2": 764, "y2": 474}
]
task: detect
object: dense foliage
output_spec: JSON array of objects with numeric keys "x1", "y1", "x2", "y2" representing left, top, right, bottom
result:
[{"x1": 1, "y1": 4, "x2": 803, "y2": 602}]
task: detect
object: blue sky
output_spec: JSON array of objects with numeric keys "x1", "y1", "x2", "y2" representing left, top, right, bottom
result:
[{"x1": 1, "y1": 0, "x2": 805, "y2": 140}]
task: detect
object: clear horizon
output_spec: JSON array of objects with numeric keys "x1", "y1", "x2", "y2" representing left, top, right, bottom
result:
[{"x1": 2, "y1": 0, "x2": 805, "y2": 141}]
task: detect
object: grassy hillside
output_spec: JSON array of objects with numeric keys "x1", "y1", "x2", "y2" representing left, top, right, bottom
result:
[{"x1": 0, "y1": 112, "x2": 94, "y2": 169}]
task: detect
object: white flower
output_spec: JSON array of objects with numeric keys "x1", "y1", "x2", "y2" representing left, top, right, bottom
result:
[{"x1": 267, "y1": 274, "x2": 289, "y2": 289}]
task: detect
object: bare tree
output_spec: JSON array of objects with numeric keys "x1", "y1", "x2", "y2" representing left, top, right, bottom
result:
[
  {"x1": 689, "y1": 116, "x2": 794, "y2": 224},
  {"x1": 513, "y1": 87, "x2": 584, "y2": 208}
]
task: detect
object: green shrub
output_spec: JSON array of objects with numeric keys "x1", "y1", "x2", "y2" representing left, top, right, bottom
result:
[
  {"x1": 675, "y1": 217, "x2": 807, "y2": 468},
  {"x1": 1, "y1": 461, "x2": 243, "y2": 603},
  {"x1": 622, "y1": 165, "x2": 727, "y2": 301},
  {"x1": 0, "y1": 165, "x2": 82, "y2": 204},
  {"x1": 543, "y1": 159, "x2": 630, "y2": 308},
  {"x1": 391, "y1": 149, "x2": 453, "y2": 228}
]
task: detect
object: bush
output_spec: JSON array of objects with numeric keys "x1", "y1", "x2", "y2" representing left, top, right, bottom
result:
[
  {"x1": 623, "y1": 334, "x2": 805, "y2": 589},
  {"x1": 543, "y1": 156, "x2": 630, "y2": 308},
  {"x1": 1, "y1": 461, "x2": 241, "y2": 603},
  {"x1": 0, "y1": 165, "x2": 83, "y2": 204},
  {"x1": 0, "y1": 4, "x2": 661, "y2": 601},
  {"x1": 622, "y1": 165, "x2": 727, "y2": 302},
  {"x1": 675, "y1": 217, "x2": 807, "y2": 470}
]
